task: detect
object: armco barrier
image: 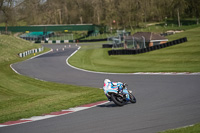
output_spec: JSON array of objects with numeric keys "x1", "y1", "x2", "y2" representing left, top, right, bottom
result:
[
  {"x1": 108, "y1": 37, "x2": 187, "y2": 55},
  {"x1": 18, "y1": 47, "x2": 44, "y2": 57}
]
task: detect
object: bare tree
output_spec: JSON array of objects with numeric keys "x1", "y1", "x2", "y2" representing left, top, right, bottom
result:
[
  {"x1": 0, "y1": 0, "x2": 16, "y2": 31},
  {"x1": 74, "y1": 0, "x2": 84, "y2": 24},
  {"x1": 1, "y1": 0, "x2": 198, "y2": 30},
  {"x1": 172, "y1": 0, "x2": 187, "y2": 27},
  {"x1": 91, "y1": 0, "x2": 104, "y2": 25},
  {"x1": 186, "y1": 0, "x2": 200, "y2": 25}
]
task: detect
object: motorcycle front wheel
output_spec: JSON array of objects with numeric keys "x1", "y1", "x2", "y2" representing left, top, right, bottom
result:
[
  {"x1": 110, "y1": 93, "x2": 125, "y2": 106},
  {"x1": 129, "y1": 93, "x2": 136, "y2": 103}
]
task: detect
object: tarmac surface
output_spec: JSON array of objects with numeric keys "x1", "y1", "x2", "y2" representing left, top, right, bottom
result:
[{"x1": 2, "y1": 44, "x2": 200, "y2": 133}]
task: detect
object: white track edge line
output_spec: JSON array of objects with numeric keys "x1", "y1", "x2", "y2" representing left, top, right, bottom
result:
[
  {"x1": 66, "y1": 46, "x2": 200, "y2": 76},
  {"x1": 63, "y1": 107, "x2": 90, "y2": 112},
  {"x1": 10, "y1": 49, "x2": 53, "y2": 75},
  {"x1": 21, "y1": 115, "x2": 58, "y2": 121},
  {"x1": 0, "y1": 101, "x2": 109, "y2": 128}
]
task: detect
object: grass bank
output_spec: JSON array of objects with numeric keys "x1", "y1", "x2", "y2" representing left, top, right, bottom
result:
[
  {"x1": 131, "y1": 23, "x2": 200, "y2": 34},
  {"x1": 69, "y1": 26, "x2": 200, "y2": 73},
  {"x1": 160, "y1": 124, "x2": 200, "y2": 133},
  {"x1": 0, "y1": 35, "x2": 106, "y2": 123}
]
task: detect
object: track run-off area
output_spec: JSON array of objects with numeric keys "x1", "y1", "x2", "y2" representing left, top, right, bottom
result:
[{"x1": 1, "y1": 44, "x2": 200, "y2": 133}]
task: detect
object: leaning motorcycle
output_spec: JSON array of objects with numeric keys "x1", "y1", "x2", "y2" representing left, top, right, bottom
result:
[{"x1": 103, "y1": 82, "x2": 136, "y2": 106}]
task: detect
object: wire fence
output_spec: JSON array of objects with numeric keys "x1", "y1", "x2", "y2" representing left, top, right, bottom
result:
[
  {"x1": 20, "y1": 32, "x2": 77, "y2": 41},
  {"x1": 125, "y1": 36, "x2": 146, "y2": 49},
  {"x1": 49, "y1": 34, "x2": 74, "y2": 40},
  {"x1": 18, "y1": 30, "x2": 131, "y2": 45},
  {"x1": 106, "y1": 30, "x2": 131, "y2": 49},
  {"x1": 0, "y1": 31, "x2": 12, "y2": 35}
]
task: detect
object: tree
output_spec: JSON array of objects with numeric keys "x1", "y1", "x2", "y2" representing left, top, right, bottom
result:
[
  {"x1": 171, "y1": 0, "x2": 187, "y2": 27},
  {"x1": 0, "y1": 0, "x2": 199, "y2": 30},
  {"x1": 0, "y1": 0, "x2": 16, "y2": 31},
  {"x1": 91, "y1": 0, "x2": 104, "y2": 25},
  {"x1": 186, "y1": 0, "x2": 200, "y2": 25},
  {"x1": 74, "y1": 0, "x2": 85, "y2": 24}
]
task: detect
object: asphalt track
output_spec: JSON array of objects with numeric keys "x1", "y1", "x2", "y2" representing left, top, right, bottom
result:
[{"x1": 2, "y1": 44, "x2": 200, "y2": 133}]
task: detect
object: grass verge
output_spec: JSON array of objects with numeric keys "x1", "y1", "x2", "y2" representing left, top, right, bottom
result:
[
  {"x1": 160, "y1": 124, "x2": 200, "y2": 133},
  {"x1": 0, "y1": 35, "x2": 106, "y2": 123},
  {"x1": 69, "y1": 26, "x2": 200, "y2": 73}
]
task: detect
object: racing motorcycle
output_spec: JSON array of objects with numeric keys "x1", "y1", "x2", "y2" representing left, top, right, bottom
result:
[{"x1": 103, "y1": 80, "x2": 136, "y2": 106}]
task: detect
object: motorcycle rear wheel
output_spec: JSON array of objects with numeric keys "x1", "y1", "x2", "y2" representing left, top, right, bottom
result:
[{"x1": 110, "y1": 93, "x2": 125, "y2": 106}]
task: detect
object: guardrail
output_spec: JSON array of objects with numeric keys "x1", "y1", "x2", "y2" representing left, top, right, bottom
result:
[{"x1": 108, "y1": 37, "x2": 187, "y2": 55}]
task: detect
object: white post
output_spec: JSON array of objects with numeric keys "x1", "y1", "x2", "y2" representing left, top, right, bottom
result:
[
  {"x1": 142, "y1": 36, "x2": 146, "y2": 48},
  {"x1": 132, "y1": 37, "x2": 136, "y2": 49}
]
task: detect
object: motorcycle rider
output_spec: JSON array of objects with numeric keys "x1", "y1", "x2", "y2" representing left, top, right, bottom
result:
[
  {"x1": 103, "y1": 79, "x2": 124, "y2": 94},
  {"x1": 103, "y1": 79, "x2": 136, "y2": 105}
]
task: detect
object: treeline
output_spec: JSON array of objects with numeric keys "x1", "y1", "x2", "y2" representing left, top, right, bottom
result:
[{"x1": 0, "y1": 0, "x2": 199, "y2": 29}]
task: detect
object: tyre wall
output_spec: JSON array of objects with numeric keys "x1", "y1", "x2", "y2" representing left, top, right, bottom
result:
[{"x1": 108, "y1": 37, "x2": 187, "y2": 55}]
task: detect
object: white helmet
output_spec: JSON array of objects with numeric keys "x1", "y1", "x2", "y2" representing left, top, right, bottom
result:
[{"x1": 104, "y1": 79, "x2": 111, "y2": 84}]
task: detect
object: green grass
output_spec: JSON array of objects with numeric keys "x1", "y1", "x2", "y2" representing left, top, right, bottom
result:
[
  {"x1": 160, "y1": 124, "x2": 200, "y2": 133},
  {"x1": 0, "y1": 35, "x2": 106, "y2": 123},
  {"x1": 81, "y1": 33, "x2": 116, "y2": 40},
  {"x1": 131, "y1": 23, "x2": 200, "y2": 34},
  {"x1": 69, "y1": 26, "x2": 200, "y2": 73},
  {"x1": 0, "y1": 29, "x2": 199, "y2": 132},
  {"x1": 49, "y1": 31, "x2": 88, "y2": 40}
]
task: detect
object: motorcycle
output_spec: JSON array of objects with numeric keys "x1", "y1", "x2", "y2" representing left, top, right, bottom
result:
[{"x1": 103, "y1": 82, "x2": 136, "y2": 106}]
